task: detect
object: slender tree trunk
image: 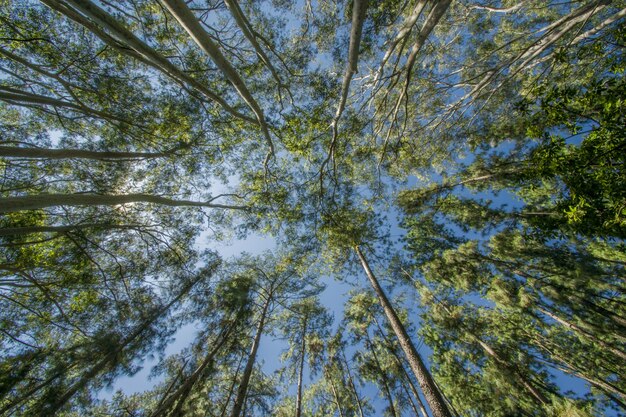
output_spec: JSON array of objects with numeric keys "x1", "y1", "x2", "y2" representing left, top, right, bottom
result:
[
  {"x1": 537, "y1": 306, "x2": 626, "y2": 360},
  {"x1": 229, "y1": 294, "x2": 271, "y2": 417},
  {"x1": 40, "y1": 0, "x2": 255, "y2": 124},
  {"x1": 160, "y1": 0, "x2": 274, "y2": 158},
  {"x1": 373, "y1": 317, "x2": 429, "y2": 417},
  {"x1": 0, "y1": 223, "x2": 149, "y2": 237},
  {"x1": 0, "y1": 88, "x2": 128, "y2": 124},
  {"x1": 219, "y1": 354, "x2": 245, "y2": 417},
  {"x1": 401, "y1": 378, "x2": 424, "y2": 417},
  {"x1": 366, "y1": 333, "x2": 398, "y2": 417},
  {"x1": 29, "y1": 272, "x2": 208, "y2": 416},
  {"x1": 0, "y1": 193, "x2": 247, "y2": 213},
  {"x1": 152, "y1": 313, "x2": 242, "y2": 417},
  {"x1": 296, "y1": 316, "x2": 308, "y2": 417},
  {"x1": 340, "y1": 346, "x2": 365, "y2": 417},
  {"x1": 222, "y1": 0, "x2": 282, "y2": 86},
  {"x1": 473, "y1": 337, "x2": 549, "y2": 405},
  {"x1": 355, "y1": 246, "x2": 453, "y2": 417},
  {"x1": 327, "y1": 372, "x2": 346, "y2": 417},
  {"x1": 325, "y1": 0, "x2": 368, "y2": 169},
  {"x1": 0, "y1": 145, "x2": 167, "y2": 160}
]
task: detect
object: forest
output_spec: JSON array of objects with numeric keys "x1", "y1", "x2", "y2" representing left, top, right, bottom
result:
[{"x1": 0, "y1": 0, "x2": 625, "y2": 416}]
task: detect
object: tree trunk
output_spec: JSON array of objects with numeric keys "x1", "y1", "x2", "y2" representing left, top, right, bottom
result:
[
  {"x1": 159, "y1": 0, "x2": 274, "y2": 158},
  {"x1": 366, "y1": 333, "x2": 398, "y2": 417},
  {"x1": 340, "y1": 346, "x2": 365, "y2": 417},
  {"x1": 219, "y1": 354, "x2": 245, "y2": 417},
  {"x1": 296, "y1": 316, "x2": 307, "y2": 417},
  {"x1": 327, "y1": 372, "x2": 346, "y2": 417},
  {"x1": 0, "y1": 87, "x2": 128, "y2": 124},
  {"x1": 473, "y1": 337, "x2": 549, "y2": 405},
  {"x1": 355, "y1": 246, "x2": 453, "y2": 417},
  {"x1": 0, "y1": 193, "x2": 247, "y2": 213},
  {"x1": 152, "y1": 313, "x2": 242, "y2": 417},
  {"x1": 40, "y1": 0, "x2": 255, "y2": 124},
  {"x1": 373, "y1": 317, "x2": 429, "y2": 417},
  {"x1": 222, "y1": 0, "x2": 282, "y2": 86},
  {"x1": 31, "y1": 272, "x2": 208, "y2": 416},
  {"x1": 536, "y1": 306, "x2": 626, "y2": 361},
  {"x1": 0, "y1": 145, "x2": 166, "y2": 160},
  {"x1": 229, "y1": 294, "x2": 271, "y2": 417},
  {"x1": 0, "y1": 223, "x2": 149, "y2": 237}
]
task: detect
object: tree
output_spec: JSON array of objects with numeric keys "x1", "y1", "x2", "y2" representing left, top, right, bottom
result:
[{"x1": 2, "y1": 0, "x2": 625, "y2": 416}]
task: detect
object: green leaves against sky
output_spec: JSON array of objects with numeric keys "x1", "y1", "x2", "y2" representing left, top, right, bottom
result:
[{"x1": 1, "y1": 1, "x2": 625, "y2": 416}]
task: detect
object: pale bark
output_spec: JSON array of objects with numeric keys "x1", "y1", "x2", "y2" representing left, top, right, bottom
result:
[
  {"x1": 0, "y1": 223, "x2": 147, "y2": 237},
  {"x1": 335, "y1": 0, "x2": 369, "y2": 123},
  {"x1": 0, "y1": 145, "x2": 167, "y2": 160},
  {"x1": 376, "y1": 0, "x2": 428, "y2": 84},
  {"x1": 404, "y1": 0, "x2": 453, "y2": 81},
  {"x1": 229, "y1": 294, "x2": 271, "y2": 417},
  {"x1": 324, "y1": 0, "x2": 369, "y2": 175},
  {"x1": 160, "y1": 0, "x2": 274, "y2": 160},
  {"x1": 0, "y1": 193, "x2": 248, "y2": 213},
  {"x1": 355, "y1": 246, "x2": 452, "y2": 417},
  {"x1": 40, "y1": 0, "x2": 255, "y2": 124},
  {"x1": 0, "y1": 87, "x2": 127, "y2": 124},
  {"x1": 573, "y1": 7, "x2": 626, "y2": 44},
  {"x1": 222, "y1": 0, "x2": 283, "y2": 86},
  {"x1": 515, "y1": 0, "x2": 610, "y2": 70},
  {"x1": 379, "y1": 0, "x2": 452, "y2": 163}
]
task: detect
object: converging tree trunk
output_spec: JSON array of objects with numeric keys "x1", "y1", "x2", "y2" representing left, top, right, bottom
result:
[
  {"x1": 295, "y1": 316, "x2": 307, "y2": 417},
  {"x1": 24, "y1": 272, "x2": 209, "y2": 416},
  {"x1": 355, "y1": 246, "x2": 453, "y2": 417},
  {"x1": 229, "y1": 293, "x2": 271, "y2": 417},
  {"x1": 0, "y1": 145, "x2": 167, "y2": 160},
  {"x1": 0, "y1": 193, "x2": 248, "y2": 213}
]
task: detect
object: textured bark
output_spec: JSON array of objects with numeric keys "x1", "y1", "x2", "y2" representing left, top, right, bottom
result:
[
  {"x1": 355, "y1": 246, "x2": 453, "y2": 417},
  {"x1": 229, "y1": 294, "x2": 271, "y2": 417},
  {"x1": 0, "y1": 193, "x2": 248, "y2": 213},
  {"x1": 0, "y1": 145, "x2": 166, "y2": 160}
]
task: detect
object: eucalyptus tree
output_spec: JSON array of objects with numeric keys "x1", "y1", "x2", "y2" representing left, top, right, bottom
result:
[{"x1": 1, "y1": 0, "x2": 625, "y2": 415}]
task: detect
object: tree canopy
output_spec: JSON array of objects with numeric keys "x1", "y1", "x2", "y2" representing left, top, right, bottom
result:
[{"x1": 1, "y1": 0, "x2": 625, "y2": 416}]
